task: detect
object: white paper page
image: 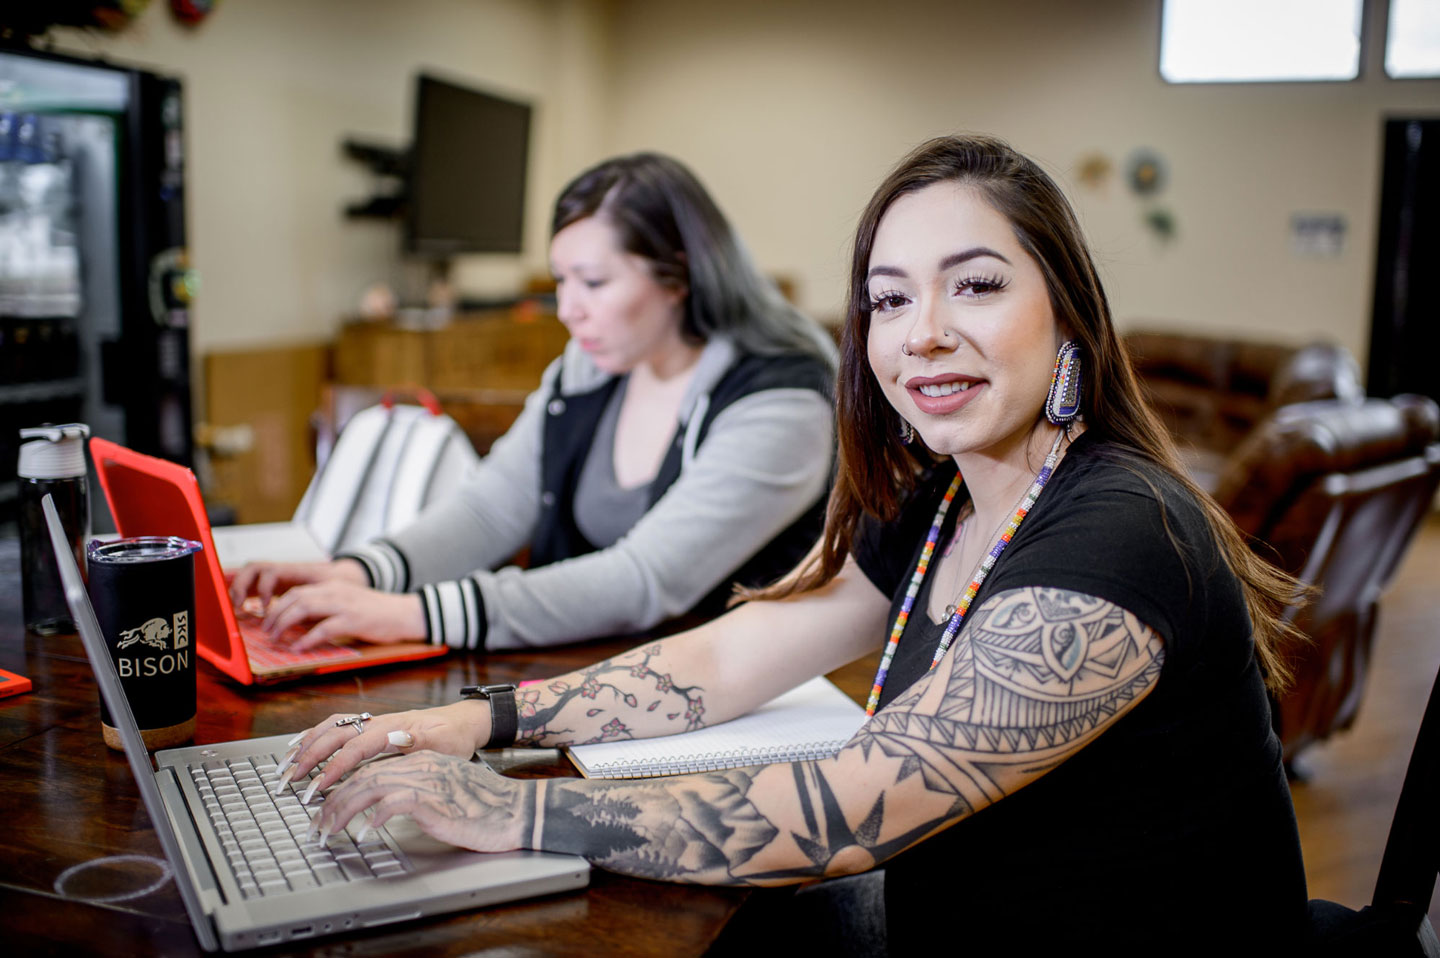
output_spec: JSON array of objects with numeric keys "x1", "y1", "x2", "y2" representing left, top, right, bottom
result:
[{"x1": 567, "y1": 676, "x2": 866, "y2": 779}]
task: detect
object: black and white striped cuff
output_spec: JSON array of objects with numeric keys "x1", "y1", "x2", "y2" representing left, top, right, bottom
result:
[
  {"x1": 336, "y1": 540, "x2": 410, "y2": 593},
  {"x1": 419, "y1": 577, "x2": 487, "y2": 650}
]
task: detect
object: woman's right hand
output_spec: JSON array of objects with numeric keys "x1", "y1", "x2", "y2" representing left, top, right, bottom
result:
[
  {"x1": 275, "y1": 700, "x2": 493, "y2": 802},
  {"x1": 229, "y1": 558, "x2": 369, "y2": 609}
]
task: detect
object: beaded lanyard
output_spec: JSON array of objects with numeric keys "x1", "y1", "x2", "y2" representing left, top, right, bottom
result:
[{"x1": 864, "y1": 430, "x2": 1066, "y2": 716}]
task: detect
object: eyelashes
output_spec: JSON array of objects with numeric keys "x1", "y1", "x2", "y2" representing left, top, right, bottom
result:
[
  {"x1": 952, "y1": 273, "x2": 1009, "y2": 297},
  {"x1": 863, "y1": 273, "x2": 1010, "y2": 313},
  {"x1": 864, "y1": 290, "x2": 908, "y2": 314}
]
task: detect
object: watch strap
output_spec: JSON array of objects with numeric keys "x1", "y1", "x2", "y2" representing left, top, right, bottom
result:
[{"x1": 461, "y1": 684, "x2": 518, "y2": 749}]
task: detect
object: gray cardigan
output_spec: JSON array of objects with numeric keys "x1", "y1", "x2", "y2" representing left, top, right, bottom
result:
[{"x1": 343, "y1": 337, "x2": 833, "y2": 650}]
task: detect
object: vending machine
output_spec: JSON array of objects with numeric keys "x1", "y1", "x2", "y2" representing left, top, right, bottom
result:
[{"x1": 0, "y1": 44, "x2": 193, "y2": 528}]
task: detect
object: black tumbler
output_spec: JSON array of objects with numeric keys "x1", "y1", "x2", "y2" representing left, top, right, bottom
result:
[
  {"x1": 87, "y1": 536, "x2": 202, "y2": 751},
  {"x1": 18, "y1": 423, "x2": 91, "y2": 635}
]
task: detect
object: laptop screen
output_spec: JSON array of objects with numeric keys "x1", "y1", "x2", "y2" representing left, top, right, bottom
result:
[{"x1": 42, "y1": 494, "x2": 220, "y2": 951}]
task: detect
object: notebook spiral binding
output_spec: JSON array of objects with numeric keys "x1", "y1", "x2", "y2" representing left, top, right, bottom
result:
[{"x1": 588, "y1": 742, "x2": 843, "y2": 780}]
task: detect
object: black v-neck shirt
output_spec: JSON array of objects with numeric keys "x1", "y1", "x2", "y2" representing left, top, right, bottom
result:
[{"x1": 852, "y1": 434, "x2": 1308, "y2": 951}]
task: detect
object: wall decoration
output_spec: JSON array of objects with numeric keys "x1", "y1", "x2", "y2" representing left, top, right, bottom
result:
[
  {"x1": 1145, "y1": 207, "x2": 1177, "y2": 241},
  {"x1": 1126, "y1": 147, "x2": 1176, "y2": 242},
  {"x1": 0, "y1": 0, "x2": 151, "y2": 37},
  {"x1": 1126, "y1": 148, "x2": 1167, "y2": 196},
  {"x1": 1075, "y1": 153, "x2": 1113, "y2": 191},
  {"x1": 1290, "y1": 213, "x2": 1347, "y2": 257},
  {"x1": 171, "y1": 0, "x2": 219, "y2": 26}
]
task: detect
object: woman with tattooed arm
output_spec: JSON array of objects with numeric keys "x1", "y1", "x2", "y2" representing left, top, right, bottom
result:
[{"x1": 282, "y1": 137, "x2": 1309, "y2": 951}]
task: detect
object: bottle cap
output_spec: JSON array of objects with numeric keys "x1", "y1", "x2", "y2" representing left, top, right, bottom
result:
[{"x1": 18, "y1": 423, "x2": 91, "y2": 479}]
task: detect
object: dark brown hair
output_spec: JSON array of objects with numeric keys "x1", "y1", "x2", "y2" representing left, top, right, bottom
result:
[
  {"x1": 552, "y1": 153, "x2": 835, "y2": 367},
  {"x1": 759, "y1": 134, "x2": 1300, "y2": 689}
]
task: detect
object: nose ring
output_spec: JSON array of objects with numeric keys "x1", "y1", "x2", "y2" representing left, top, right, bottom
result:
[{"x1": 901, "y1": 342, "x2": 914, "y2": 357}]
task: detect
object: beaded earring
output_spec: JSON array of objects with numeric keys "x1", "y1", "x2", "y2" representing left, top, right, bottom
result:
[
  {"x1": 898, "y1": 418, "x2": 915, "y2": 445},
  {"x1": 1045, "y1": 340, "x2": 1083, "y2": 426}
]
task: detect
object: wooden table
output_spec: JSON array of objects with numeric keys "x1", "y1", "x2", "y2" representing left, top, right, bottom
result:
[{"x1": 0, "y1": 539, "x2": 878, "y2": 955}]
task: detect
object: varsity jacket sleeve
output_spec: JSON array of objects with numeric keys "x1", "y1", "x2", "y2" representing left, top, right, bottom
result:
[
  {"x1": 426, "y1": 386, "x2": 833, "y2": 650},
  {"x1": 337, "y1": 358, "x2": 557, "y2": 600}
]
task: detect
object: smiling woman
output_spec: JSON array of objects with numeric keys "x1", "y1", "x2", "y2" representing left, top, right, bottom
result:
[
  {"x1": 281, "y1": 136, "x2": 1311, "y2": 954},
  {"x1": 864, "y1": 182, "x2": 1062, "y2": 465}
]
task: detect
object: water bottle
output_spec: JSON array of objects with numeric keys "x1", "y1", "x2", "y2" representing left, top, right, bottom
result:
[{"x1": 18, "y1": 423, "x2": 91, "y2": 635}]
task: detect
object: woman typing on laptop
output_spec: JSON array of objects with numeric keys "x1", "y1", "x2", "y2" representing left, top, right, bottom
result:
[
  {"x1": 280, "y1": 136, "x2": 1309, "y2": 951},
  {"x1": 230, "y1": 153, "x2": 836, "y2": 654}
]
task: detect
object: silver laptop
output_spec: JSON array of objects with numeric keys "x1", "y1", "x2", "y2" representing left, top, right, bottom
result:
[{"x1": 43, "y1": 496, "x2": 589, "y2": 952}]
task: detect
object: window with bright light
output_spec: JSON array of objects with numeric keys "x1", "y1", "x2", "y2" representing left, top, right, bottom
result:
[
  {"x1": 1386, "y1": 0, "x2": 1440, "y2": 78},
  {"x1": 1160, "y1": 0, "x2": 1363, "y2": 83}
]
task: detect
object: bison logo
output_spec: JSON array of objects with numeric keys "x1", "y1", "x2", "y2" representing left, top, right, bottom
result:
[{"x1": 117, "y1": 617, "x2": 172, "y2": 651}]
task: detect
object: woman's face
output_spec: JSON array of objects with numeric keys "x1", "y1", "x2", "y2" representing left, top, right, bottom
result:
[
  {"x1": 865, "y1": 181, "x2": 1063, "y2": 465},
  {"x1": 550, "y1": 215, "x2": 687, "y2": 375}
]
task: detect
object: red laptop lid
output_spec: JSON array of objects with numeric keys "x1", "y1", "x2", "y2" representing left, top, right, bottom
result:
[{"x1": 89, "y1": 437, "x2": 251, "y2": 683}]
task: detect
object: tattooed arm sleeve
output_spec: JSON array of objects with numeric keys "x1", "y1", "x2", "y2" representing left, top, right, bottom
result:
[
  {"x1": 531, "y1": 587, "x2": 1166, "y2": 885},
  {"x1": 513, "y1": 557, "x2": 889, "y2": 749}
]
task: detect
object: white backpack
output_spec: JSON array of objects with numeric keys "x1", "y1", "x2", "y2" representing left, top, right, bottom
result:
[{"x1": 294, "y1": 393, "x2": 478, "y2": 554}]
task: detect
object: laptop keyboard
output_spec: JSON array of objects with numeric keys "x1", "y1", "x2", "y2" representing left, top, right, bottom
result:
[
  {"x1": 239, "y1": 625, "x2": 363, "y2": 671},
  {"x1": 189, "y1": 753, "x2": 411, "y2": 898}
]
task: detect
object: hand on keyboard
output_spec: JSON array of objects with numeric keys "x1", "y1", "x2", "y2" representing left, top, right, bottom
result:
[
  {"x1": 274, "y1": 700, "x2": 494, "y2": 803},
  {"x1": 314, "y1": 750, "x2": 529, "y2": 855},
  {"x1": 257, "y1": 581, "x2": 428, "y2": 651},
  {"x1": 229, "y1": 559, "x2": 365, "y2": 608}
]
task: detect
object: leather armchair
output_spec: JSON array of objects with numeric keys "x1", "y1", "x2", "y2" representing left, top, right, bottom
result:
[
  {"x1": 1212, "y1": 395, "x2": 1440, "y2": 761},
  {"x1": 1124, "y1": 330, "x2": 1362, "y2": 491}
]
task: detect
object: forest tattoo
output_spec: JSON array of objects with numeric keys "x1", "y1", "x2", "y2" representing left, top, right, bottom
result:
[
  {"x1": 533, "y1": 587, "x2": 1165, "y2": 884},
  {"x1": 515, "y1": 643, "x2": 707, "y2": 748}
]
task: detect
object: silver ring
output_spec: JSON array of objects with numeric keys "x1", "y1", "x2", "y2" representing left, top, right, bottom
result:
[
  {"x1": 335, "y1": 712, "x2": 372, "y2": 735},
  {"x1": 901, "y1": 342, "x2": 914, "y2": 356}
]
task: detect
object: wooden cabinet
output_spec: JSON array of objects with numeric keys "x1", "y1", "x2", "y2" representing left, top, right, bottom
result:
[
  {"x1": 334, "y1": 307, "x2": 568, "y2": 392},
  {"x1": 330, "y1": 307, "x2": 569, "y2": 458},
  {"x1": 202, "y1": 307, "x2": 568, "y2": 524},
  {"x1": 203, "y1": 343, "x2": 328, "y2": 523}
]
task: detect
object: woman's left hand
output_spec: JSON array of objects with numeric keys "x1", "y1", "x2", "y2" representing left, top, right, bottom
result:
[{"x1": 314, "y1": 751, "x2": 530, "y2": 853}]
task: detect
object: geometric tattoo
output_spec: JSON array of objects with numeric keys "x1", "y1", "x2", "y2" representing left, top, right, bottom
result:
[
  {"x1": 853, "y1": 587, "x2": 1164, "y2": 811},
  {"x1": 533, "y1": 587, "x2": 1165, "y2": 885}
]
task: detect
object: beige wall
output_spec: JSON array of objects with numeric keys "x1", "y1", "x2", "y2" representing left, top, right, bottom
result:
[
  {"x1": 48, "y1": 0, "x2": 1440, "y2": 369},
  {"x1": 50, "y1": 0, "x2": 611, "y2": 353},
  {"x1": 601, "y1": 0, "x2": 1440, "y2": 366}
]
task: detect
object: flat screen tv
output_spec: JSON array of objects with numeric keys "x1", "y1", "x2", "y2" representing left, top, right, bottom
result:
[{"x1": 405, "y1": 74, "x2": 531, "y2": 256}]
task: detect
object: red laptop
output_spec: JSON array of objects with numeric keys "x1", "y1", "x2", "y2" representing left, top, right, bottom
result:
[{"x1": 90, "y1": 437, "x2": 447, "y2": 684}]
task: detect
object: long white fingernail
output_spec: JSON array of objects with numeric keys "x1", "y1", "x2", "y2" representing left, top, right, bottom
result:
[
  {"x1": 301, "y1": 780, "x2": 320, "y2": 805},
  {"x1": 387, "y1": 730, "x2": 414, "y2": 749},
  {"x1": 275, "y1": 750, "x2": 298, "y2": 779},
  {"x1": 356, "y1": 825, "x2": 374, "y2": 843},
  {"x1": 287, "y1": 731, "x2": 306, "y2": 747},
  {"x1": 271, "y1": 766, "x2": 296, "y2": 796}
]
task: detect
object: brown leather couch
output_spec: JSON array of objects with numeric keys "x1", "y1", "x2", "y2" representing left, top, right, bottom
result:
[
  {"x1": 1124, "y1": 330, "x2": 1363, "y2": 490},
  {"x1": 1211, "y1": 394, "x2": 1440, "y2": 762}
]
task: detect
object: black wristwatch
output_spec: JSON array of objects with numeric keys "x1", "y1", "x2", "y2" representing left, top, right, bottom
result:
[{"x1": 460, "y1": 683, "x2": 518, "y2": 750}]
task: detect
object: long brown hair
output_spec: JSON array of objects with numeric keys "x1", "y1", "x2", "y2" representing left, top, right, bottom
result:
[{"x1": 760, "y1": 134, "x2": 1300, "y2": 689}]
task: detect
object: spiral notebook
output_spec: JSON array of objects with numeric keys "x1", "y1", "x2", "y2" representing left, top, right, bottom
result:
[{"x1": 566, "y1": 677, "x2": 866, "y2": 779}]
